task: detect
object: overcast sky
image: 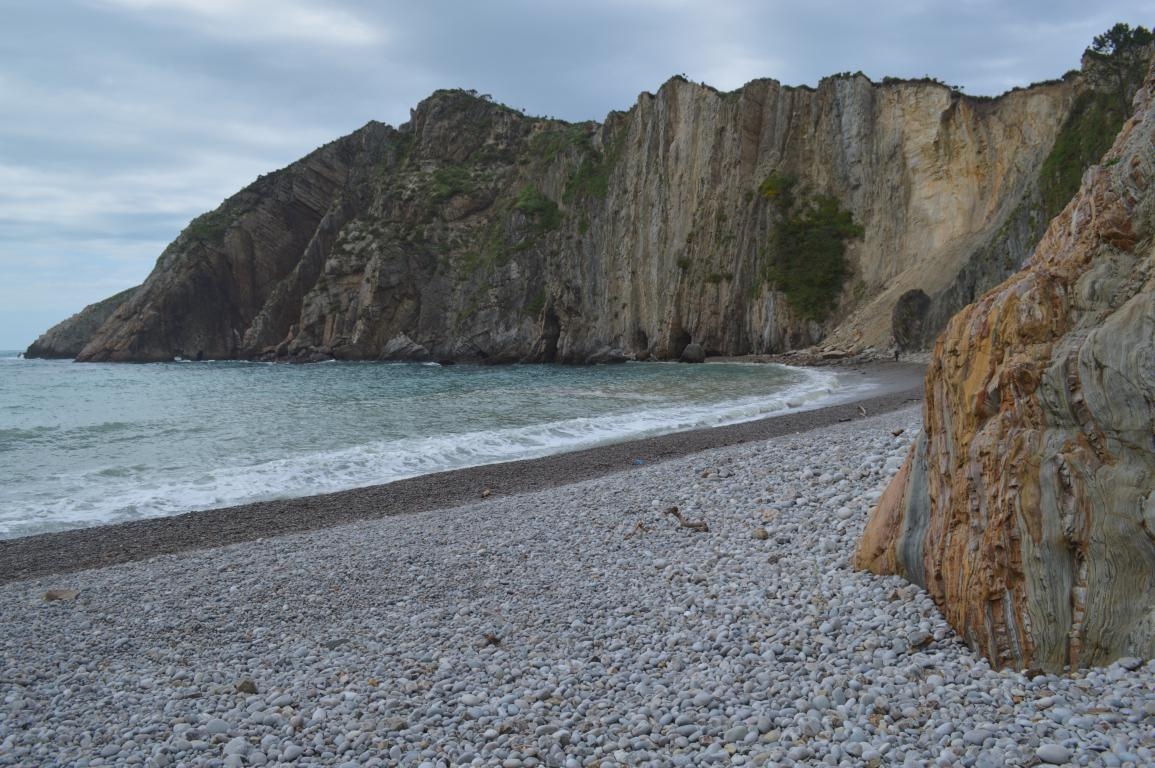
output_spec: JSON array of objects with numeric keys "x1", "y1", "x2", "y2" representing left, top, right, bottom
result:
[{"x1": 2, "y1": 1, "x2": 1150, "y2": 349}]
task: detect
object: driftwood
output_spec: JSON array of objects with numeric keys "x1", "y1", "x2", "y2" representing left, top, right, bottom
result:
[{"x1": 665, "y1": 506, "x2": 708, "y2": 532}]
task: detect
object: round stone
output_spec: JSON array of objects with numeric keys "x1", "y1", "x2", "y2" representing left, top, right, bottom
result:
[{"x1": 1036, "y1": 744, "x2": 1071, "y2": 764}]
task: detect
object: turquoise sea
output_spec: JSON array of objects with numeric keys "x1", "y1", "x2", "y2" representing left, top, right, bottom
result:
[{"x1": 0, "y1": 352, "x2": 847, "y2": 540}]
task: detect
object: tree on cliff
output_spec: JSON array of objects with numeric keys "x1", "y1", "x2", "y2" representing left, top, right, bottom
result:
[
  {"x1": 1084, "y1": 22, "x2": 1154, "y2": 112},
  {"x1": 1040, "y1": 23, "x2": 1155, "y2": 219}
]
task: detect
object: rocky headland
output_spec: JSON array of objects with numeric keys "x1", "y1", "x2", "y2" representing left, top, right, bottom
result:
[
  {"x1": 28, "y1": 52, "x2": 1137, "y2": 363},
  {"x1": 24, "y1": 287, "x2": 137, "y2": 359}
]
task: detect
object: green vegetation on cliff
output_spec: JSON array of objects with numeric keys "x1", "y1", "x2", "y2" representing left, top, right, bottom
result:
[
  {"x1": 526, "y1": 121, "x2": 623, "y2": 203},
  {"x1": 1039, "y1": 23, "x2": 1153, "y2": 220},
  {"x1": 184, "y1": 208, "x2": 233, "y2": 244},
  {"x1": 1084, "y1": 23, "x2": 1154, "y2": 113},
  {"x1": 1038, "y1": 91, "x2": 1122, "y2": 219},
  {"x1": 530, "y1": 124, "x2": 589, "y2": 164},
  {"x1": 757, "y1": 170, "x2": 796, "y2": 208},
  {"x1": 524, "y1": 288, "x2": 547, "y2": 317},
  {"x1": 514, "y1": 186, "x2": 561, "y2": 231},
  {"x1": 759, "y1": 174, "x2": 863, "y2": 322},
  {"x1": 431, "y1": 165, "x2": 474, "y2": 201},
  {"x1": 456, "y1": 187, "x2": 561, "y2": 281},
  {"x1": 564, "y1": 135, "x2": 622, "y2": 201}
]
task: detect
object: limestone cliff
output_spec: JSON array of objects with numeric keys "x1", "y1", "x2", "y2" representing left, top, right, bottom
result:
[
  {"x1": 857, "y1": 65, "x2": 1155, "y2": 671},
  {"x1": 32, "y1": 70, "x2": 1085, "y2": 362}
]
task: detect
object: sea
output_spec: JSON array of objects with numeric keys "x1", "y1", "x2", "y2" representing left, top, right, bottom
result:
[{"x1": 0, "y1": 351, "x2": 851, "y2": 540}]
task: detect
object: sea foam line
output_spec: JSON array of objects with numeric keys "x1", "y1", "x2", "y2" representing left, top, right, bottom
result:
[{"x1": 0, "y1": 367, "x2": 843, "y2": 538}]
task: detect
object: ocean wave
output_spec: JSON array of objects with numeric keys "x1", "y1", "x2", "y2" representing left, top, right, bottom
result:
[{"x1": 0, "y1": 366, "x2": 840, "y2": 538}]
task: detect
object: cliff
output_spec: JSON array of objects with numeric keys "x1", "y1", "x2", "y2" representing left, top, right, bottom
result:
[
  {"x1": 857, "y1": 64, "x2": 1155, "y2": 671},
  {"x1": 30, "y1": 71, "x2": 1085, "y2": 362}
]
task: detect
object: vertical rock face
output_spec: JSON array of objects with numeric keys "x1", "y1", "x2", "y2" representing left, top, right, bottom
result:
[
  {"x1": 857, "y1": 66, "x2": 1155, "y2": 671},
  {"x1": 32, "y1": 72, "x2": 1081, "y2": 363}
]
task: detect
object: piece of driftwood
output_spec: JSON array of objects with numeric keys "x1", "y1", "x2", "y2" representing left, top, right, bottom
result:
[{"x1": 665, "y1": 506, "x2": 708, "y2": 532}]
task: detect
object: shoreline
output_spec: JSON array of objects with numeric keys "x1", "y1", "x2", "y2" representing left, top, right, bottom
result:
[
  {"x1": 0, "y1": 361, "x2": 925, "y2": 584},
  {"x1": 4, "y1": 397, "x2": 1148, "y2": 767}
]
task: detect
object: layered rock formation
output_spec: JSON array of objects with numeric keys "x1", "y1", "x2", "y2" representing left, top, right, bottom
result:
[
  {"x1": 29, "y1": 68, "x2": 1087, "y2": 362},
  {"x1": 857, "y1": 65, "x2": 1155, "y2": 671}
]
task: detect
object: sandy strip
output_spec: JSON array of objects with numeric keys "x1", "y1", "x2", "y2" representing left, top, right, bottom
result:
[{"x1": 0, "y1": 362, "x2": 924, "y2": 584}]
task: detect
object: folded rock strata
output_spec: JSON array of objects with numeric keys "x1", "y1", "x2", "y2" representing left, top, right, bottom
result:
[{"x1": 857, "y1": 65, "x2": 1155, "y2": 671}]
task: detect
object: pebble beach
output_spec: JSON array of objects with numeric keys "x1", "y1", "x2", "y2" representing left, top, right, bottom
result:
[{"x1": 2, "y1": 402, "x2": 1154, "y2": 767}]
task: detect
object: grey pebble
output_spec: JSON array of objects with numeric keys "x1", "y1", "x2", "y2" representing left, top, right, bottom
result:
[
  {"x1": 204, "y1": 718, "x2": 231, "y2": 735},
  {"x1": 1036, "y1": 744, "x2": 1072, "y2": 764}
]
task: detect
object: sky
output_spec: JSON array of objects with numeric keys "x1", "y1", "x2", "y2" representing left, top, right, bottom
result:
[{"x1": 1, "y1": 1, "x2": 1150, "y2": 350}]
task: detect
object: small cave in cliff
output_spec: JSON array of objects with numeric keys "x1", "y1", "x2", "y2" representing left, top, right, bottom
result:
[
  {"x1": 669, "y1": 327, "x2": 691, "y2": 359},
  {"x1": 541, "y1": 309, "x2": 561, "y2": 363},
  {"x1": 633, "y1": 329, "x2": 649, "y2": 359},
  {"x1": 892, "y1": 289, "x2": 932, "y2": 351}
]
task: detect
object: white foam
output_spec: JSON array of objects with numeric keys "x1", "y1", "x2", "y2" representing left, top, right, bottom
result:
[{"x1": 0, "y1": 366, "x2": 844, "y2": 538}]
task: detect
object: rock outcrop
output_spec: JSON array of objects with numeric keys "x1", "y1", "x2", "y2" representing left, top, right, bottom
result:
[
  {"x1": 680, "y1": 342, "x2": 706, "y2": 364},
  {"x1": 26, "y1": 65, "x2": 1094, "y2": 363},
  {"x1": 857, "y1": 65, "x2": 1155, "y2": 671},
  {"x1": 25, "y1": 287, "x2": 139, "y2": 358}
]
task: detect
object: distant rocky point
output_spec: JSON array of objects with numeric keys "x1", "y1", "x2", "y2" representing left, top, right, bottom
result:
[{"x1": 26, "y1": 287, "x2": 138, "y2": 359}]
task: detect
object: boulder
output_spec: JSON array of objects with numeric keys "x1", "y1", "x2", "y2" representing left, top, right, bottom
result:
[
  {"x1": 380, "y1": 333, "x2": 430, "y2": 361},
  {"x1": 584, "y1": 347, "x2": 631, "y2": 365},
  {"x1": 680, "y1": 342, "x2": 706, "y2": 363},
  {"x1": 857, "y1": 65, "x2": 1155, "y2": 671}
]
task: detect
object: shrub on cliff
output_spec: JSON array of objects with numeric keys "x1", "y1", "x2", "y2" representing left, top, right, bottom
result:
[
  {"x1": 514, "y1": 187, "x2": 561, "y2": 232},
  {"x1": 1040, "y1": 23, "x2": 1154, "y2": 220},
  {"x1": 761, "y1": 183, "x2": 863, "y2": 322}
]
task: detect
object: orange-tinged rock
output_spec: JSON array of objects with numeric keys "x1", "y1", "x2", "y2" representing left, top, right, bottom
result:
[{"x1": 857, "y1": 65, "x2": 1155, "y2": 672}]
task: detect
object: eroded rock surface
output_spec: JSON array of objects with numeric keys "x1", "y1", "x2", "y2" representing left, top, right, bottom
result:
[
  {"x1": 28, "y1": 68, "x2": 1087, "y2": 363},
  {"x1": 858, "y1": 66, "x2": 1155, "y2": 671}
]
